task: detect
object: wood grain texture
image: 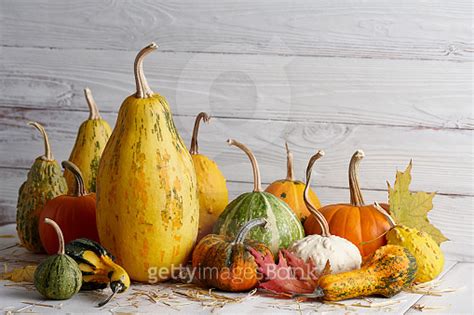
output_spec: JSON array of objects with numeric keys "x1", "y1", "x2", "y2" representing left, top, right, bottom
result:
[
  {"x1": 1, "y1": 0, "x2": 472, "y2": 62},
  {"x1": 1, "y1": 47, "x2": 473, "y2": 129},
  {"x1": 1, "y1": 168, "x2": 471, "y2": 261},
  {"x1": 1, "y1": 108, "x2": 471, "y2": 195}
]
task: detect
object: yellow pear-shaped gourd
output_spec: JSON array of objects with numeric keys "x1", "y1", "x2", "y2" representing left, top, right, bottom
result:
[
  {"x1": 96, "y1": 43, "x2": 199, "y2": 282},
  {"x1": 65, "y1": 88, "x2": 111, "y2": 193},
  {"x1": 189, "y1": 112, "x2": 229, "y2": 241},
  {"x1": 265, "y1": 143, "x2": 321, "y2": 221},
  {"x1": 374, "y1": 203, "x2": 444, "y2": 283}
]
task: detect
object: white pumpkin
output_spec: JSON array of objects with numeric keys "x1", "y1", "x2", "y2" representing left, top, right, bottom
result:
[
  {"x1": 290, "y1": 234, "x2": 361, "y2": 274},
  {"x1": 289, "y1": 150, "x2": 362, "y2": 273}
]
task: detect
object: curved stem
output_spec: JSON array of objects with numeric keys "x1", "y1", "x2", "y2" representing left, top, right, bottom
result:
[
  {"x1": 304, "y1": 150, "x2": 331, "y2": 237},
  {"x1": 28, "y1": 121, "x2": 53, "y2": 161},
  {"x1": 285, "y1": 142, "x2": 295, "y2": 181},
  {"x1": 44, "y1": 218, "x2": 65, "y2": 255},
  {"x1": 373, "y1": 202, "x2": 396, "y2": 227},
  {"x1": 227, "y1": 139, "x2": 262, "y2": 192},
  {"x1": 134, "y1": 42, "x2": 158, "y2": 99},
  {"x1": 233, "y1": 218, "x2": 267, "y2": 244},
  {"x1": 349, "y1": 150, "x2": 365, "y2": 206},
  {"x1": 62, "y1": 161, "x2": 87, "y2": 196},
  {"x1": 189, "y1": 112, "x2": 210, "y2": 155},
  {"x1": 84, "y1": 88, "x2": 101, "y2": 120}
]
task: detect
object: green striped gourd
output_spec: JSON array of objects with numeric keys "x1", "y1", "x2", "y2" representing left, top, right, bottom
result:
[
  {"x1": 64, "y1": 88, "x2": 111, "y2": 193},
  {"x1": 16, "y1": 122, "x2": 67, "y2": 253},
  {"x1": 213, "y1": 139, "x2": 304, "y2": 255}
]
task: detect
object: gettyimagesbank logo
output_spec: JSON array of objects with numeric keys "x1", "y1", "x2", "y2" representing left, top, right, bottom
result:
[{"x1": 147, "y1": 263, "x2": 320, "y2": 284}]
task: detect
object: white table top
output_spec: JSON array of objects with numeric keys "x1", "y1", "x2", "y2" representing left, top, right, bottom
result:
[{"x1": 1, "y1": 224, "x2": 472, "y2": 314}]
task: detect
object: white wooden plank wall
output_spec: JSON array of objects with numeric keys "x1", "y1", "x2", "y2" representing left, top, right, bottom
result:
[{"x1": 0, "y1": 0, "x2": 472, "y2": 261}]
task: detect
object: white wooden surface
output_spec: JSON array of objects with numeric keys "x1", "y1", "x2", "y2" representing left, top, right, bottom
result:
[
  {"x1": 0, "y1": 0, "x2": 472, "y2": 264},
  {"x1": 1, "y1": 224, "x2": 472, "y2": 315}
]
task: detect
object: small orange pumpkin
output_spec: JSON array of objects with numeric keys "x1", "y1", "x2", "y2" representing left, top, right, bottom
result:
[
  {"x1": 265, "y1": 143, "x2": 321, "y2": 221},
  {"x1": 192, "y1": 218, "x2": 272, "y2": 292},
  {"x1": 39, "y1": 161, "x2": 100, "y2": 254},
  {"x1": 304, "y1": 150, "x2": 391, "y2": 257}
]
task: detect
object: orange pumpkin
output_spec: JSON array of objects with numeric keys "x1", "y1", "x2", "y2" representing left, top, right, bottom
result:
[
  {"x1": 304, "y1": 150, "x2": 391, "y2": 257},
  {"x1": 265, "y1": 143, "x2": 321, "y2": 222},
  {"x1": 39, "y1": 161, "x2": 99, "y2": 254},
  {"x1": 192, "y1": 218, "x2": 272, "y2": 292}
]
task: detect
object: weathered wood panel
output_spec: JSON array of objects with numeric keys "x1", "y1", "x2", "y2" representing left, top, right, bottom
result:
[
  {"x1": 406, "y1": 262, "x2": 473, "y2": 314},
  {"x1": 1, "y1": 47, "x2": 472, "y2": 129},
  {"x1": 1, "y1": 0, "x2": 472, "y2": 61},
  {"x1": 1, "y1": 108, "x2": 472, "y2": 196},
  {"x1": 2, "y1": 168, "x2": 471, "y2": 261}
]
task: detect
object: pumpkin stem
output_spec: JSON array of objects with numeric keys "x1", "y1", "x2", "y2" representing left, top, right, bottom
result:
[
  {"x1": 84, "y1": 88, "x2": 101, "y2": 120},
  {"x1": 227, "y1": 139, "x2": 262, "y2": 192},
  {"x1": 349, "y1": 150, "x2": 365, "y2": 207},
  {"x1": 62, "y1": 161, "x2": 87, "y2": 196},
  {"x1": 233, "y1": 218, "x2": 267, "y2": 244},
  {"x1": 28, "y1": 121, "x2": 53, "y2": 161},
  {"x1": 373, "y1": 202, "x2": 396, "y2": 227},
  {"x1": 134, "y1": 42, "x2": 158, "y2": 99},
  {"x1": 304, "y1": 150, "x2": 331, "y2": 237},
  {"x1": 44, "y1": 218, "x2": 65, "y2": 255},
  {"x1": 285, "y1": 142, "x2": 295, "y2": 181},
  {"x1": 190, "y1": 112, "x2": 211, "y2": 155}
]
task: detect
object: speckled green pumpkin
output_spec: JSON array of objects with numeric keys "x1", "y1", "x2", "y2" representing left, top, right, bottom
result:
[
  {"x1": 213, "y1": 140, "x2": 304, "y2": 255},
  {"x1": 34, "y1": 254, "x2": 82, "y2": 300},
  {"x1": 214, "y1": 191, "x2": 304, "y2": 255},
  {"x1": 16, "y1": 122, "x2": 67, "y2": 253},
  {"x1": 34, "y1": 218, "x2": 82, "y2": 300}
]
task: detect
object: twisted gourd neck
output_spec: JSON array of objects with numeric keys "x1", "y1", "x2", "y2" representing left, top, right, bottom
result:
[
  {"x1": 134, "y1": 43, "x2": 158, "y2": 99},
  {"x1": 190, "y1": 112, "x2": 210, "y2": 155},
  {"x1": 233, "y1": 218, "x2": 267, "y2": 244},
  {"x1": 304, "y1": 150, "x2": 331, "y2": 237},
  {"x1": 349, "y1": 150, "x2": 365, "y2": 207},
  {"x1": 84, "y1": 88, "x2": 101, "y2": 120},
  {"x1": 227, "y1": 139, "x2": 262, "y2": 192},
  {"x1": 44, "y1": 218, "x2": 65, "y2": 255},
  {"x1": 62, "y1": 161, "x2": 87, "y2": 197},
  {"x1": 285, "y1": 142, "x2": 295, "y2": 181},
  {"x1": 28, "y1": 121, "x2": 53, "y2": 161}
]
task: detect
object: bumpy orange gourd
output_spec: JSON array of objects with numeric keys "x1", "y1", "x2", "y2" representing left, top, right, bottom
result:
[
  {"x1": 304, "y1": 150, "x2": 391, "y2": 257},
  {"x1": 265, "y1": 143, "x2": 321, "y2": 221},
  {"x1": 190, "y1": 112, "x2": 229, "y2": 242},
  {"x1": 192, "y1": 218, "x2": 272, "y2": 292},
  {"x1": 96, "y1": 43, "x2": 199, "y2": 282}
]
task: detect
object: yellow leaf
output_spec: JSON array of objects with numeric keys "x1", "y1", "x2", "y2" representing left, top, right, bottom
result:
[
  {"x1": 0, "y1": 265, "x2": 37, "y2": 282},
  {"x1": 388, "y1": 160, "x2": 448, "y2": 245}
]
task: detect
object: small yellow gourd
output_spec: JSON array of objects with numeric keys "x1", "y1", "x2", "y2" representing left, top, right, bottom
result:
[
  {"x1": 374, "y1": 203, "x2": 444, "y2": 283},
  {"x1": 189, "y1": 112, "x2": 229, "y2": 241},
  {"x1": 65, "y1": 88, "x2": 111, "y2": 193}
]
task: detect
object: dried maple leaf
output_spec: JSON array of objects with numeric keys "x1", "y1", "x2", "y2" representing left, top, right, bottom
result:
[
  {"x1": 0, "y1": 265, "x2": 37, "y2": 282},
  {"x1": 249, "y1": 248, "x2": 330, "y2": 296},
  {"x1": 388, "y1": 160, "x2": 448, "y2": 244}
]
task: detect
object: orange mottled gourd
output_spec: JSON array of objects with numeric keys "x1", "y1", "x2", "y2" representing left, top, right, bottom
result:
[
  {"x1": 265, "y1": 143, "x2": 321, "y2": 222},
  {"x1": 189, "y1": 112, "x2": 229, "y2": 242},
  {"x1": 192, "y1": 219, "x2": 272, "y2": 292},
  {"x1": 96, "y1": 43, "x2": 199, "y2": 282},
  {"x1": 304, "y1": 150, "x2": 391, "y2": 257}
]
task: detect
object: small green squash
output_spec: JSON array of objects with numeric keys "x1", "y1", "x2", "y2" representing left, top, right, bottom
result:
[
  {"x1": 213, "y1": 139, "x2": 304, "y2": 255},
  {"x1": 34, "y1": 218, "x2": 82, "y2": 300},
  {"x1": 65, "y1": 88, "x2": 111, "y2": 193},
  {"x1": 16, "y1": 122, "x2": 67, "y2": 253}
]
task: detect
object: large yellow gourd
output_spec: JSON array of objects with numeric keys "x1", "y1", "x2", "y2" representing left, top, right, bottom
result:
[
  {"x1": 189, "y1": 112, "x2": 229, "y2": 242},
  {"x1": 96, "y1": 43, "x2": 199, "y2": 282},
  {"x1": 65, "y1": 88, "x2": 111, "y2": 193}
]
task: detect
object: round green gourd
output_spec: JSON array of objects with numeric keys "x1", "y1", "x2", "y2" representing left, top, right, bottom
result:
[
  {"x1": 34, "y1": 218, "x2": 82, "y2": 300},
  {"x1": 213, "y1": 139, "x2": 304, "y2": 255}
]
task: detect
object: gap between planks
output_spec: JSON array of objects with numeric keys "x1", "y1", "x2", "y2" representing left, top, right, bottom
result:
[{"x1": 1, "y1": 106, "x2": 473, "y2": 132}]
